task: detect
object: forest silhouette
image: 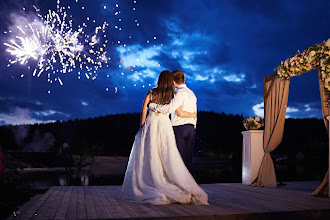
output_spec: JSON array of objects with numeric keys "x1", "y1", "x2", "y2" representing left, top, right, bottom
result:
[{"x1": 0, "y1": 111, "x2": 328, "y2": 180}]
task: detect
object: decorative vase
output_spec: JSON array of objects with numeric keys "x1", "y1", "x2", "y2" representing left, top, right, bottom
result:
[{"x1": 248, "y1": 127, "x2": 259, "y2": 130}]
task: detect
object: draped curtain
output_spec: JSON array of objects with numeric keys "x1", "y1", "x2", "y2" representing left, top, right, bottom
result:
[
  {"x1": 310, "y1": 70, "x2": 329, "y2": 196},
  {"x1": 253, "y1": 71, "x2": 329, "y2": 195},
  {"x1": 251, "y1": 74, "x2": 290, "y2": 187}
]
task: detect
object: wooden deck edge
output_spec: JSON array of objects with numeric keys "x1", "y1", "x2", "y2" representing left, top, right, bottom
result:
[{"x1": 107, "y1": 209, "x2": 330, "y2": 220}]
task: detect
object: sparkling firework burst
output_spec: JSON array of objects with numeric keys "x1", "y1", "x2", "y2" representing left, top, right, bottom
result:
[{"x1": 4, "y1": 2, "x2": 108, "y2": 85}]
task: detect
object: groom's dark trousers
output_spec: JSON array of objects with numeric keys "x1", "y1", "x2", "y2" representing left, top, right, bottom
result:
[{"x1": 173, "y1": 124, "x2": 195, "y2": 172}]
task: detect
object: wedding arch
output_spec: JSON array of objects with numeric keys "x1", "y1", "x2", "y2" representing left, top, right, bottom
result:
[{"x1": 251, "y1": 39, "x2": 330, "y2": 197}]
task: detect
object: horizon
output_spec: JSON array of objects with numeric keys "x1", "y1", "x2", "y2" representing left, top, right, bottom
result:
[
  {"x1": 0, "y1": 0, "x2": 329, "y2": 125},
  {"x1": 0, "y1": 110, "x2": 324, "y2": 128}
]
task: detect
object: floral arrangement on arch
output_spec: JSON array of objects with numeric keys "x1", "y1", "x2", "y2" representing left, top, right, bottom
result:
[
  {"x1": 243, "y1": 116, "x2": 264, "y2": 130},
  {"x1": 275, "y1": 39, "x2": 330, "y2": 103}
]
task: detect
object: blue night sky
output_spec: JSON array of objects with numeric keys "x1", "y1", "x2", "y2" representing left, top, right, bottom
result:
[{"x1": 0, "y1": 0, "x2": 329, "y2": 125}]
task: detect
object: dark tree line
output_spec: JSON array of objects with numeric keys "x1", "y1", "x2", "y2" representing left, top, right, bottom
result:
[{"x1": 0, "y1": 112, "x2": 328, "y2": 169}]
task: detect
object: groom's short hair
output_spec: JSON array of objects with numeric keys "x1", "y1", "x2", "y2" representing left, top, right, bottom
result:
[{"x1": 172, "y1": 70, "x2": 185, "y2": 84}]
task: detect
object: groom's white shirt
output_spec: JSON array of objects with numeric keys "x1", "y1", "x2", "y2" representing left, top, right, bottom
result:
[{"x1": 149, "y1": 84, "x2": 197, "y2": 128}]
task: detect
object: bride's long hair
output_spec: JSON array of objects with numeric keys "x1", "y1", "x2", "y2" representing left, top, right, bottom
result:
[{"x1": 152, "y1": 70, "x2": 174, "y2": 104}]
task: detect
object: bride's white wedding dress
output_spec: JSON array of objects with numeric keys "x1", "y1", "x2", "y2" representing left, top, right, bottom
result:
[{"x1": 122, "y1": 110, "x2": 208, "y2": 205}]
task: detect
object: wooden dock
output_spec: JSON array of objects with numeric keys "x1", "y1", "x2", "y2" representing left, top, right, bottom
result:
[{"x1": 9, "y1": 181, "x2": 330, "y2": 220}]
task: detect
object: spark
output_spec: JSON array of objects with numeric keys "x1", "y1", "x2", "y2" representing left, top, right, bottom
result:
[{"x1": 4, "y1": 2, "x2": 109, "y2": 85}]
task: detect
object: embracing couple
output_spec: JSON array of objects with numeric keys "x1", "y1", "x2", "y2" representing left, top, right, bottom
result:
[{"x1": 122, "y1": 70, "x2": 208, "y2": 205}]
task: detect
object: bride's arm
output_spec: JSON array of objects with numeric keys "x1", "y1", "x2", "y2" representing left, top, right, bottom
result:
[
  {"x1": 175, "y1": 106, "x2": 196, "y2": 119},
  {"x1": 148, "y1": 92, "x2": 184, "y2": 113},
  {"x1": 140, "y1": 91, "x2": 151, "y2": 126}
]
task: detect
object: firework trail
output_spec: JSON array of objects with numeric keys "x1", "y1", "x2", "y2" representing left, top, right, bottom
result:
[{"x1": 4, "y1": 1, "x2": 109, "y2": 85}]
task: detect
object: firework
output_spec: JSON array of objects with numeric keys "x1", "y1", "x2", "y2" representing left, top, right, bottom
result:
[{"x1": 4, "y1": 2, "x2": 108, "y2": 85}]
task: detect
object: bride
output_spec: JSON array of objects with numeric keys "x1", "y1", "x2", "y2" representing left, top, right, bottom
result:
[{"x1": 122, "y1": 70, "x2": 208, "y2": 205}]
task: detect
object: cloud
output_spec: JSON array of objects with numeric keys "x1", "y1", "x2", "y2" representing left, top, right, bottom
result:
[
  {"x1": 1, "y1": 0, "x2": 329, "y2": 121},
  {"x1": 250, "y1": 84, "x2": 257, "y2": 89},
  {"x1": 0, "y1": 96, "x2": 71, "y2": 125},
  {"x1": 223, "y1": 73, "x2": 245, "y2": 83},
  {"x1": 117, "y1": 45, "x2": 162, "y2": 69},
  {"x1": 0, "y1": 107, "x2": 51, "y2": 125},
  {"x1": 34, "y1": 110, "x2": 56, "y2": 116},
  {"x1": 252, "y1": 102, "x2": 264, "y2": 117},
  {"x1": 195, "y1": 74, "x2": 208, "y2": 81},
  {"x1": 252, "y1": 101, "x2": 322, "y2": 119},
  {"x1": 127, "y1": 69, "x2": 158, "y2": 82},
  {"x1": 286, "y1": 107, "x2": 299, "y2": 113}
]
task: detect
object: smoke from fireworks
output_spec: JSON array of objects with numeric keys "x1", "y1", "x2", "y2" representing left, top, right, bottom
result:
[{"x1": 4, "y1": 1, "x2": 109, "y2": 85}]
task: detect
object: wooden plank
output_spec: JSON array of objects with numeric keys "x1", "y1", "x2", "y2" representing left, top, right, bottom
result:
[
  {"x1": 215, "y1": 184, "x2": 300, "y2": 212},
  {"x1": 96, "y1": 185, "x2": 127, "y2": 218},
  {"x1": 202, "y1": 184, "x2": 268, "y2": 214},
  {"x1": 108, "y1": 185, "x2": 151, "y2": 217},
  {"x1": 12, "y1": 182, "x2": 330, "y2": 220},
  {"x1": 54, "y1": 186, "x2": 73, "y2": 220},
  {"x1": 41, "y1": 186, "x2": 67, "y2": 219},
  {"x1": 283, "y1": 181, "x2": 320, "y2": 191},
  {"x1": 135, "y1": 203, "x2": 169, "y2": 217},
  {"x1": 89, "y1": 186, "x2": 109, "y2": 219},
  {"x1": 109, "y1": 184, "x2": 169, "y2": 218},
  {"x1": 151, "y1": 202, "x2": 191, "y2": 217},
  {"x1": 211, "y1": 183, "x2": 330, "y2": 212},
  {"x1": 220, "y1": 183, "x2": 330, "y2": 211},
  {"x1": 170, "y1": 186, "x2": 216, "y2": 216},
  {"x1": 201, "y1": 187, "x2": 239, "y2": 215},
  {"x1": 177, "y1": 202, "x2": 216, "y2": 216},
  {"x1": 76, "y1": 186, "x2": 87, "y2": 219},
  {"x1": 34, "y1": 186, "x2": 63, "y2": 219},
  {"x1": 172, "y1": 203, "x2": 205, "y2": 216},
  {"x1": 18, "y1": 186, "x2": 56, "y2": 219},
  {"x1": 215, "y1": 184, "x2": 302, "y2": 212},
  {"x1": 103, "y1": 185, "x2": 138, "y2": 218},
  {"x1": 115, "y1": 185, "x2": 201, "y2": 217},
  {"x1": 65, "y1": 186, "x2": 78, "y2": 220},
  {"x1": 94, "y1": 185, "x2": 121, "y2": 218},
  {"x1": 83, "y1": 186, "x2": 98, "y2": 219}
]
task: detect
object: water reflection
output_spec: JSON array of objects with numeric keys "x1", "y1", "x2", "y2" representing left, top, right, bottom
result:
[
  {"x1": 58, "y1": 175, "x2": 66, "y2": 186},
  {"x1": 58, "y1": 173, "x2": 89, "y2": 186},
  {"x1": 17, "y1": 159, "x2": 326, "y2": 190},
  {"x1": 80, "y1": 174, "x2": 89, "y2": 186}
]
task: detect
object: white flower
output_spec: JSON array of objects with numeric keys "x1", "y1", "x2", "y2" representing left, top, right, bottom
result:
[
  {"x1": 326, "y1": 38, "x2": 330, "y2": 47},
  {"x1": 310, "y1": 50, "x2": 316, "y2": 56},
  {"x1": 325, "y1": 77, "x2": 330, "y2": 85}
]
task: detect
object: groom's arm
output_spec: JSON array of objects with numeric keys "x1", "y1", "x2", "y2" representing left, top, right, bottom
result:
[{"x1": 149, "y1": 92, "x2": 184, "y2": 113}]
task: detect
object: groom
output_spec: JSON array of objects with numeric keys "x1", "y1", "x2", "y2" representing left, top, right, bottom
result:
[{"x1": 149, "y1": 70, "x2": 197, "y2": 172}]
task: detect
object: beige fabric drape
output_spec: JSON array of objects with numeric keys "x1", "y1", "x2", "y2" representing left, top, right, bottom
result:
[
  {"x1": 251, "y1": 75, "x2": 290, "y2": 187},
  {"x1": 310, "y1": 70, "x2": 329, "y2": 196}
]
